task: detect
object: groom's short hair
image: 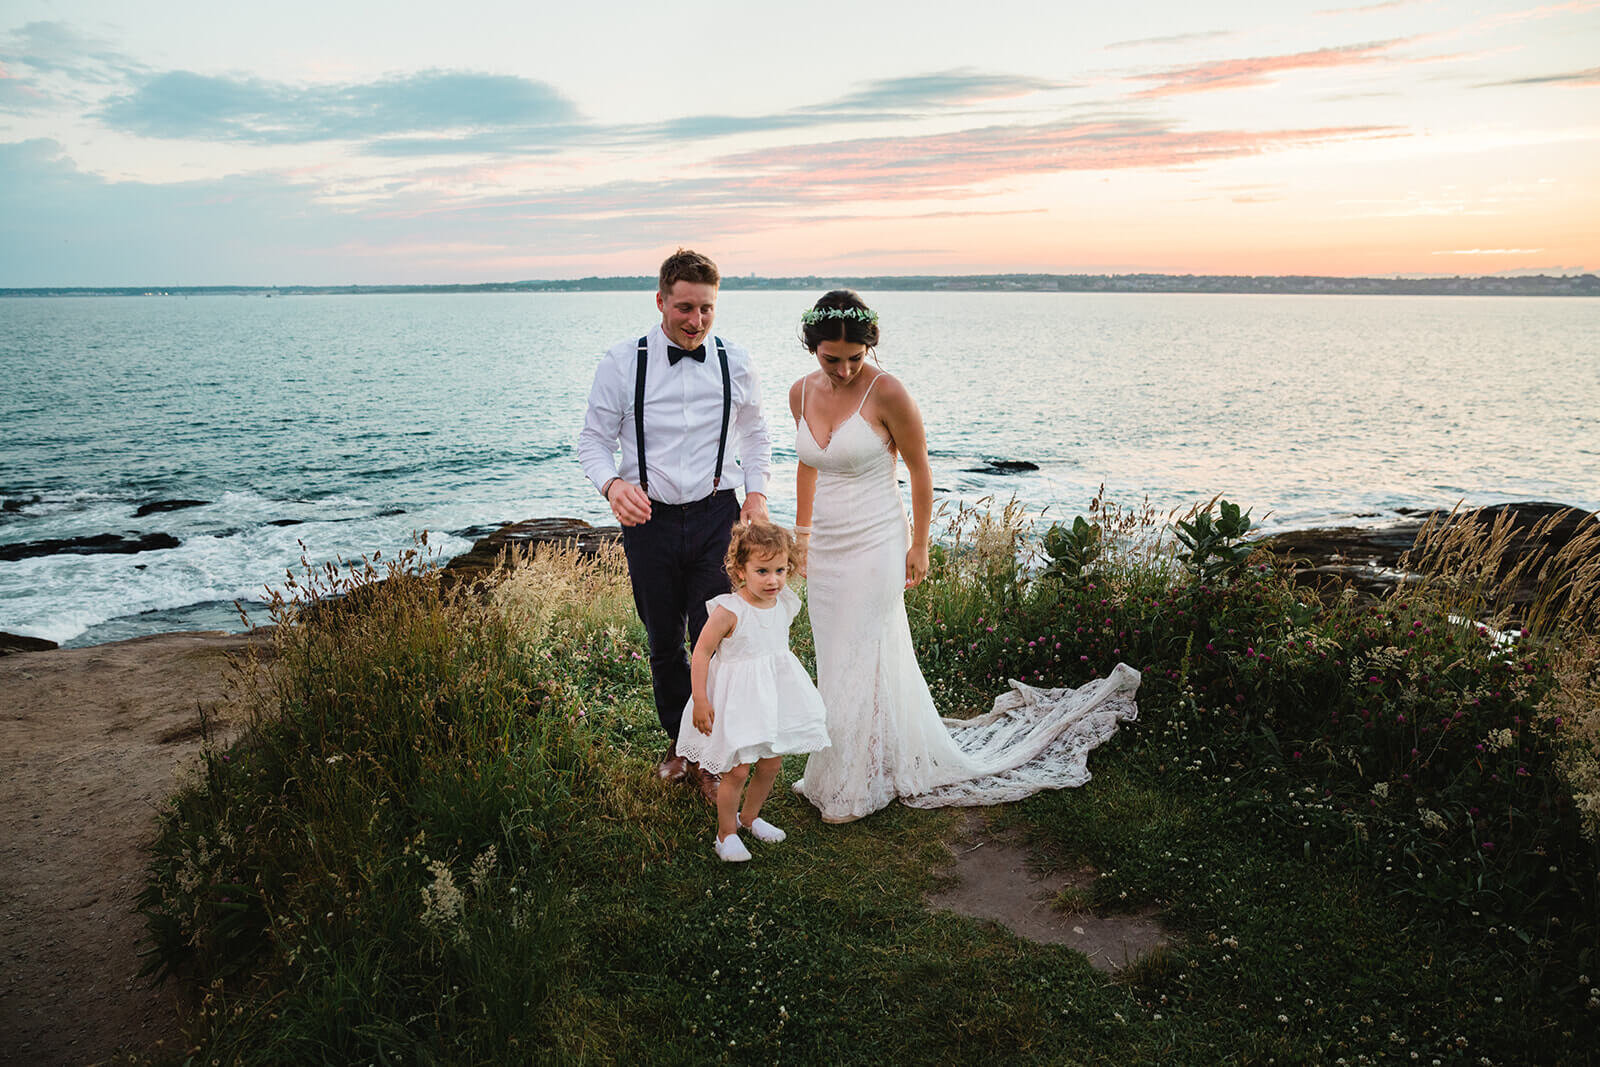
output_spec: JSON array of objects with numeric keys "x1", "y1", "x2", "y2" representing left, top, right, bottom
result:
[{"x1": 659, "y1": 249, "x2": 720, "y2": 293}]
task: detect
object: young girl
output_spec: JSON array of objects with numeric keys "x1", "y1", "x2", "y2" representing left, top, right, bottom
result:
[{"x1": 675, "y1": 520, "x2": 831, "y2": 862}]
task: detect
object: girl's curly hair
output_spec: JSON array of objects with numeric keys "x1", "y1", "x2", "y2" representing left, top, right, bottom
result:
[{"x1": 724, "y1": 520, "x2": 804, "y2": 587}]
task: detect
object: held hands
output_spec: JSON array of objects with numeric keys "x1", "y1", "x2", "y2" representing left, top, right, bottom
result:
[
  {"x1": 905, "y1": 542, "x2": 930, "y2": 589},
  {"x1": 606, "y1": 479, "x2": 652, "y2": 526},
  {"x1": 692, "y1": 697, "x2": 715, "y2": 735}
]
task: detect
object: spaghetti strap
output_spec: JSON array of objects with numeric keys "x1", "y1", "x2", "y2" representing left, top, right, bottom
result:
[{"x1": 855, "y1": 373, "x2": 881, "y2": 414}]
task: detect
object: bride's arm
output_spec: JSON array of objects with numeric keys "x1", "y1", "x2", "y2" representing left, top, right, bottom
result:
[
  {"x1": 794, "y1": 462, "x2": 816, "y2": 577},
  {"x1": 877, "y1": 376, "x2": 932, "y2": 588},
  {"x1": 790, "y1": 378, "x2": 815, "y2": 577}
]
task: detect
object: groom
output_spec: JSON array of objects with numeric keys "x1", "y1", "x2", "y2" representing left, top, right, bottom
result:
[{"x1": 578, "y1": 249, "x2": 772, "y2": 800}]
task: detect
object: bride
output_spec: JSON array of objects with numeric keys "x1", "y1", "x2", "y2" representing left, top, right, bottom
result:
[{"x1": 788, "y1": 290, "x2": 1140, "y2": 823}]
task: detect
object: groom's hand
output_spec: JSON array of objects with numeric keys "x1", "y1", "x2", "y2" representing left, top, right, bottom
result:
[
  {"x1": 607, "y1": 479, "x2": 652, "y2": 526},
  {"x1": 741, "y1": 491, "x2": 768, "y2": 524}
]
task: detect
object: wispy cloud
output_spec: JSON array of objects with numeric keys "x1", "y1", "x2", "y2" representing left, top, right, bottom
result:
[
  {"x1": 1470, "y1": 0, "x2": 1600, "y2": 33},
  {"x1": 600, "y1": 70, "x2": 1068, "y2": 147},
  {"x1": 0, "y1": 21, "x2": 146, "y2": 113},
  {"x1": 85, "y1": 65, "x2": 1065, "y2": 157},
  {"x1": 1106, "y1": 30, "x2": 1235, "y2": 50},
  {"x1": 711, "y1": 117, "x2": 1404, "y2": 199},
  {"x1": 1316, "y1": 0, "x2": 1430, "y2": 16},
  {"x1": 1475, "y1": 66, "x2": 1600, "y2": 87},
  {"x1": 826, "y1": 70, "x2": 1066, "y2": 111},
  {"x1": 97, "y1": 70, "x2": 580, "y2": 146},
  {"x1": 1131, "y1": 39, "x2": 1410, "y2": 96},
  {"x1": 2, "y1": 21, "x2": 145, "y2": 83}
]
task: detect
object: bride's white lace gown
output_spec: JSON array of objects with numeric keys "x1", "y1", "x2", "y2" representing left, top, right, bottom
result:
[{"x1": 792, "y1": 380, "x2": 1141, "y2": 822}]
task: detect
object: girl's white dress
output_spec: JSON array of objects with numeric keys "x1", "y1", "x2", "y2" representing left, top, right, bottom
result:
[
  {"x1": 674, "y1": 586, "x2": 832, "y2": 774},
  {"x1": 793, "y1": 376, "x2": 1140, "y2": 822}
]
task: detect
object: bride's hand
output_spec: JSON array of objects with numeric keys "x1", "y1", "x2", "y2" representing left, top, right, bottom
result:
[{"x1": 905, "y1": 543, "x2": 929, "y2": 588}]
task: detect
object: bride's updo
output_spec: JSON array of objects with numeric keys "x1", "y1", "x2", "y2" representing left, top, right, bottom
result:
[{"x1": 799, "y1": 289, "x2": 880, "y2": 352}]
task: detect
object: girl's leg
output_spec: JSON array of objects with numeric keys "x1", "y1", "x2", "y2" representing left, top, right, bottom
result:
[
  {"x1": 717, "y1": 764, "x2": 750, "y2": 841},
  {"x1": 739, "y1": 757, "x2": 783, "y2": 826}
]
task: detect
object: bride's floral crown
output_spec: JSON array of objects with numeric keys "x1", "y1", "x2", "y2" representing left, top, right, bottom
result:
[{"x1": 799, "y1": 306, "x2": 879, "y2": 326}]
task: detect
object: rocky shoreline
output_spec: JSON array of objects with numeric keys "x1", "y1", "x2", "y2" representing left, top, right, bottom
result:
[
  {"x1": 1259, "y1": 501, "x2": 1599, "y2": 606},
  {"x1": 4, "y1": 502, "x2": 1596, "y2": 658}
]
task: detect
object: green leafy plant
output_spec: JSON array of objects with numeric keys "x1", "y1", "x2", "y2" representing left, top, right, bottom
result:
[
  {"x1": 1042, "y1": 515, "x2": 1102, "y2": 584},
  {"x1": 1175, "y1": 498, "x2": 1257, "y2": 582}
]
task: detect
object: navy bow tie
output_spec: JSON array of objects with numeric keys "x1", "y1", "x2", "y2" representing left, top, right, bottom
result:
[{"x1": 667, "y1": 344, "x2": 706, "y2": 365}]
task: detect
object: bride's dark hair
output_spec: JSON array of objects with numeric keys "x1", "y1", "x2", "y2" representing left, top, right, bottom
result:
[{"x1": 799, "y1": 289, "x2": 880, "y2": 352}]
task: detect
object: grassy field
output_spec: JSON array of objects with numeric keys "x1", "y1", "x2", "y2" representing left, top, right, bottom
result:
[{"x1": 136, "y1": 501, "x2": 1600, "y2": 1064}]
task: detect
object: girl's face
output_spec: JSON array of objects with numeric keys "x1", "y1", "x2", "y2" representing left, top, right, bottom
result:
[
  {"x1": 815, "y1": 339, "x2": 869, "y2": 388},
  {"x1": 740, "y1": 549, "x2": 788, "y2": 602}
]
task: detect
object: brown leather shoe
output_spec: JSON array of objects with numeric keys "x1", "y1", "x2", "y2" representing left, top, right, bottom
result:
[
  {"x1": 656, "y1": 741, "x2": 688, "y2": 782},
  {"x1": 694, "y1": 764, "x2": 721, "y2": 806}
]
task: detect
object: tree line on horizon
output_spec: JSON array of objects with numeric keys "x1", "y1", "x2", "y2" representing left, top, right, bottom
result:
[{"x1": 4, "y1": 271, "x2": 1596, "y2": 298}]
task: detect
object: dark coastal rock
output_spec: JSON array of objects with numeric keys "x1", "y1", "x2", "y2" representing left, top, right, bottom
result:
[
  {"x1": 442, "y1": 517, "x2": 621, "y2": 587},
  {"x1": 1262, "y1": 502, "x2": 1599, "y2": 602},
  {"x1": 267, "y1": 519, "x2": 304, "y2": 527},
  {"x1": 966, "y1": 460, "x2": 1040, "y2": 474},
  {"x1": 3, "y1": 495, "x2": 40, "y2": 514},
  {"x1": 449, "y1": 524, "x2": 506, "y2": 542},
  {"x1": 0, "y1": 630, "x2": 58, "y2": 656},
  {"x1": 133, "y1": 498, "x2": 209, "y2": 517},
  {"x1": 0, "y1": 532, "x2": 182, "y2": 563},
  {"x1": 376, "y1": 508, "x2": 406, "y2": 517}
]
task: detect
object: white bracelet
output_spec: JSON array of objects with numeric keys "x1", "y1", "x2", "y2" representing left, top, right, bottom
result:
[{"x1": 793, "y1": 524, "x2": 812, "y2": 535}]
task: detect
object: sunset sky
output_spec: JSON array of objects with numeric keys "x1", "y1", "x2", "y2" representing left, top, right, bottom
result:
[{"x1": 2, "y1": 0, "x2": 1596, "y2": 285}]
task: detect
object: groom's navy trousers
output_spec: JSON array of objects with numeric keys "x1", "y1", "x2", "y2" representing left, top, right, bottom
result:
[{"x1": 620, "y1": 489, "x2": 740, "y2": 740}]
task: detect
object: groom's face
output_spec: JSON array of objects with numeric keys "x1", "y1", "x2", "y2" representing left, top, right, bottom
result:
[{"x1": 657, "y1": 281, "x2": 717, "y2": 350}]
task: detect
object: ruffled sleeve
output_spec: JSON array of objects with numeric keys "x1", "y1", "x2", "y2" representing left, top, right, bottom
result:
[
  {"x1": 778, "y1": 585, "x2": 801, "y2": 624},
  {"x1": 706, "y1": 592, "x2": 744, "y2": 620}
]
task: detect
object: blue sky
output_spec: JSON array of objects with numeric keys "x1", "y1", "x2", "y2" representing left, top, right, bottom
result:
[{"x1": 1, "y1": 0, "x2": 1596, "y2": 284}]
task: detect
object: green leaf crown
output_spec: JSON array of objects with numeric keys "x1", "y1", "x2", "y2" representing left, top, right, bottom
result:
[{"x1": 799, "y1": 306, "x2": 879, "y2": 326}]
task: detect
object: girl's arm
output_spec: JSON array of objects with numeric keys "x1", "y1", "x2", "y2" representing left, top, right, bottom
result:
[
  {"x1": 877, "y1": 375, "x2": 933, "y2": 588},
  {"x1": 689, "y1": 605, "x2": 737, "y2": 734}
]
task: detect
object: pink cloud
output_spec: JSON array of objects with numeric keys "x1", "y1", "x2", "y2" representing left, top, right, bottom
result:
[
  {"x1": 1131, "y1": 39, "x2": 1411, "y2": 96},
  {"x1": 713, "y1": 118, "x2": 1405, "y2": 199}
]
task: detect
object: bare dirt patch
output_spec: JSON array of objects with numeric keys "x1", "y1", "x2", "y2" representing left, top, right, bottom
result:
[
  {"x1": 928, "y1": 811, "x2": 1170, "y2": 972},
  {"x1": 1, "y1": 630, "x2": 263, "y2": 1065}
]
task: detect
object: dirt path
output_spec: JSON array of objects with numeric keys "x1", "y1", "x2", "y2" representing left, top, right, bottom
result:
[
  {"x1": 1, "y1": 631, "x2": 262, "y2": 1066},
  {"x1": 929, "y1": 812, "x2": 1170, "y2": 972}
]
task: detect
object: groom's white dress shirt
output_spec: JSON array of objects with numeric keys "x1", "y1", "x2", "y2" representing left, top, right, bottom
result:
[{"x1": 579, "y1": 324, "x2": 772, "y2": 506}]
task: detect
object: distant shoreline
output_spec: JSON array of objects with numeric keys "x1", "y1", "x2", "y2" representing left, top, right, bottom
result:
[{"x1": 3, "y1": 271, "x2": 1596, "y2": 298}]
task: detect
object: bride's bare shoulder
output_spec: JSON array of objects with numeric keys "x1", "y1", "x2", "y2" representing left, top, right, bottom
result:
[
  {"x1": 788, "y1": 373, "x2": 818, "y2": 416},
  {"x1": 867, "y1": 370, "x2": 916, "y2": 407}
]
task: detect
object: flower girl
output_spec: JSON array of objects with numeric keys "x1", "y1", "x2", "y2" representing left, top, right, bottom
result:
[{"x1": 676, "y1": 521, "x2": 831, "y2": 861}]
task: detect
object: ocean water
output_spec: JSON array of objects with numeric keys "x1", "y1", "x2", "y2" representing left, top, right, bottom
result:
[{"x1": 2, "y1": 290, "x2": 1596, "y2": 647}]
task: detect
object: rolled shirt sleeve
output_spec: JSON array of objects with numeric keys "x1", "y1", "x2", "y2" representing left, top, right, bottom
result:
[
  {"x1": 578, "y1": 346, "x2": 629, "y2": 496},
  {"x1": 732, "y1": 356, "x2": 772, "y2": 497}
]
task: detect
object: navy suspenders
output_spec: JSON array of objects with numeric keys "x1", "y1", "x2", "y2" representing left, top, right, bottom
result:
[
  {"x1": 632, "y1": 336, "x2": 731, "y2": 498},
  {"x1": 713, "y1": 338, "x2": 730, "y2": 491},
  {"x1": 634, "y1": 336, "x2": 649, "y2": 494}
]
